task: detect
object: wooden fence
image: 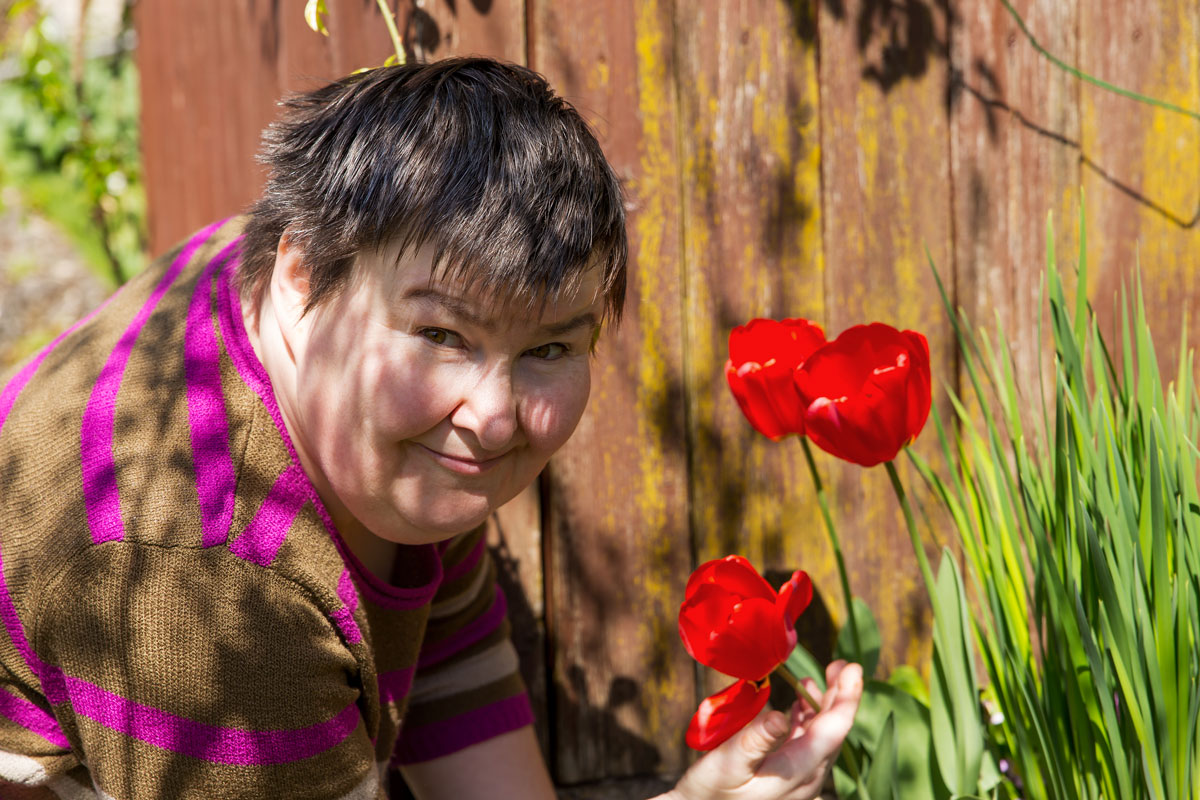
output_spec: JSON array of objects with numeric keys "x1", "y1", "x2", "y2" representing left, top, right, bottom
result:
[{"x1": 137, "y1": 0, "x2": 1199, "y2": 793}]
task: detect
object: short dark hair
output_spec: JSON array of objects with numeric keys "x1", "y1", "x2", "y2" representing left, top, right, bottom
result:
[{"x1": 239, "y1": 58, "x2": 627, "y2": 322}]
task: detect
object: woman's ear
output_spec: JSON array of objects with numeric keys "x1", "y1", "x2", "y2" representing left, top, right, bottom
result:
[{"x1": 270, "y1": 233, "x2": 311, "y2": 328}]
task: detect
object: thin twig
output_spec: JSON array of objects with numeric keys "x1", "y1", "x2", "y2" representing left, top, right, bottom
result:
[
  {"x1": 375, "y1": 0, "x2": 406, "y2": 66},
  {"x1": 1000, "y1": 0, "x2": 1200, "y2": 121}
]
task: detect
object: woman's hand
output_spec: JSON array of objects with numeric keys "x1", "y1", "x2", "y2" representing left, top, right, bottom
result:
[{"x1": 665, "y1": 660, "x2": 863, "y2": 800}]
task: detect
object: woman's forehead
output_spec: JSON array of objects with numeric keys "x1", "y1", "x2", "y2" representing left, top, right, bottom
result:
[{"x1": 357, "y1": 241, "x2": 603, "y2": 328}]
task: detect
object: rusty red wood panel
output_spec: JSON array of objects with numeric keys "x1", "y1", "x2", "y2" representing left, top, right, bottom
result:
[
  {"x1": 1080, "y1": 0, "x2": 1200, "y2": 375},
  {"x1": 136, "y1": 0, "x2": 281, "y2": 254},
  {"x1": 815, "y1": 0, "x2": 956, "y2": 674},
  {"x1": 530, "y1": 0, "x2": 695, "y2": 783},
  {"x1": 138, "y1": 0, "x2": 524, "y2": 256},
  {"x1": 672, "y1": 0, "x2": 836, "y2": 696},
  {"x1": 950, "y1": 0, "x2": 1080, "y2": 428}
]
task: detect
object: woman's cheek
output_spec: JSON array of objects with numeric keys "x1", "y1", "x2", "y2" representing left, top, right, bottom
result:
[{"x1": 527, "y1": 367, "x2": 592, "y2": 450}]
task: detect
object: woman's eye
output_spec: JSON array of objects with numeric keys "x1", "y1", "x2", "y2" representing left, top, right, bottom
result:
[
  {"x1": 526, "y1": 342, "x2": 569, "y2": 360},
  {"x1": 419, "y1": 328, "x2": 462, "y2": 347}
]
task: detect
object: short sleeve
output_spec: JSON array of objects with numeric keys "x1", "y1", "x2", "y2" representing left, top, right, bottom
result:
[
  {"x1": 392, "y1": 528, "x2": 532, "y2": 764},
  {"x1": 34, "y1": 543, "x2": 384, "y2": 800}
]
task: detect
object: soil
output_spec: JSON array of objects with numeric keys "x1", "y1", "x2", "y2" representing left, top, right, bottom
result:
[{"x1": 0, "y1": 189, "x2": 110, "y2": 373}]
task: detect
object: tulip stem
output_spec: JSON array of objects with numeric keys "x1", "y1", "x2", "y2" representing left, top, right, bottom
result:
[
  {"x1": 775, "y1": 665, "x2": 867, "y2": 794},
  {"x1": 799, "y1": 437, "x2": 862, "y2": 663},
  {"x1": 884, "y1": 459, "x2": 937, "y2": 598},
  {"x1": 774, "y1": 663, "x2": 821, "y2": 711}
]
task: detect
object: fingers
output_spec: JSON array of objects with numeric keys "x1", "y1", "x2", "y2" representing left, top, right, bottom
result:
[
  {"x1": 800, "y1": 662, "x2": 863, "y2": 760},
  {"x1": 765, "y1": 662, "x2": 863, "y2": 782},
  {"x1": 823, "y1": 660, "x2": 850, "y2": 709},
  {"x1": 799, "y1": 677, "x2": 822, "y2": 713},
  {"x1": 735, "y1": 704, "x2": 791, "y2": 769}
]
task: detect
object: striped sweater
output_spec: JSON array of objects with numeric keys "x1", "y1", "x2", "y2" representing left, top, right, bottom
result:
[{"x1": 0, "y1": 219, "x2": 531, "y2": 799}]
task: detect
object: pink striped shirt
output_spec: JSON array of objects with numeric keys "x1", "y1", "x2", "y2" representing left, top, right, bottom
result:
[{"x1": 0, "y1": 220, "x2": 530, "y2": 798}]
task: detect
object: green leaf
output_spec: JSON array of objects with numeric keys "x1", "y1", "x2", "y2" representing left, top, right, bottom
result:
[
  {"x1": 929, "y1": 550, "x2": 983, "y2": 797},
  {"x1": 886, "y1": 664, "x2": 930, "y2": 706},
  {"x1": 784, "y1": 642, "x2": 826, "y2": 692},
  {"x1": 865, "y1": 713, "x2": 898, "y2": 800},
  {"x1": 834, "y1": 597, "x2": 882, "y2": 679},
  {"x1": 304, "y1": 0, "x2": 329, "y2": 35},
  {"x1": 847, "y1": 679, "x2": 947, "y2": 800}
]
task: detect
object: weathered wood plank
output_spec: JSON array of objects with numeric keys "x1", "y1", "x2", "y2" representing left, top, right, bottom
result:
[
  {"x1": 138, "y1": 0, "x2": 524, "y2": 253},
  {"x1": 531, "y1": 0, "x2": 695, "y2": 783},
  {"x1": 673, "y1": 0, "x2": 834, "y2": 696},
  {"x1": 1081, "y1": 0, "x2": 1200, "y2": 373},
  {"x1": 950, "y1": 0, "x2": 1080, "y2": 431},
  {"x1": 136, "y1": 0, "x2": 281, "y2": 253},
  {"x1": 487, "y1": 484, "x2": 550, "y2": 758},
  {"x1": 816, "y1": 0, "x2": 956, "y2": 673}
]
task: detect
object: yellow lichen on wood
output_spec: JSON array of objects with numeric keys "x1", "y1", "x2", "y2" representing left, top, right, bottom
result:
[
  {"x1": 631, "y1": 0, "x2": 683, "y2": 744},
  {"x1": 1135, "y1": 11, "x2": 1199, "y2": 317}
]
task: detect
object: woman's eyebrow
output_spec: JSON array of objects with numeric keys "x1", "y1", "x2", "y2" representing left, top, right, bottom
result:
[
  {"x1": 538, "y1": 312, "x2": 598, "y2": 337},
  {"x1": 403, "y1": 287, "x2": 496, "y2": 332},
  {"x1": 403, "y1": 287, "x2": 598, "y2": 337}
]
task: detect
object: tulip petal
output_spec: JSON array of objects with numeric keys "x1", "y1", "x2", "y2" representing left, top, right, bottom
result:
[
  {"x1": 728, "y1": 318, "x2": 825, "y2": 370},
  {"x1": 758, "y1": 360, "x2": 807, "y2": 435},
  {"x1": 902, "y1": 330, "x2": 932, "y2": 442},
  {"x1": 686, "y1": 679, "x2": 771, "y2": 751},
  {"x1": 803, "y1": 396, "x2": 892, "y2": 466},
  {"x1": 776, "y1": 570, "x2": 814, "y2": 624},
  {"x1": 726, "y1": 361, "x2": 787, "y2": 439},
  {"x1": 684, "y1": 555, "x2": 777, "y2": 601},
  {"x1": 679, "y1": 583, "x2": 740, "y2": 663},
  {"x1": 795, "y1": 322, "x2": 933, "y2": 466},
  {"x1": 702, "y1": 597, "x2": 791, "y2": 680}
]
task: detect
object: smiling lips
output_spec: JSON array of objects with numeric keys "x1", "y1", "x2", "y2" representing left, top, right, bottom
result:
[{"x1": 417, "y1": 444, "x2": 509, "y2": 475}]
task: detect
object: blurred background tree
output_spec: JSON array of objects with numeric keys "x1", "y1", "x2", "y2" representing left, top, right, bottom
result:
[
  {"x1": 0, "y1": 0, "x2": 144, "y2": 284},
  {"x1": 0, "y1": 0, "x2": 142, "y2": 368}
]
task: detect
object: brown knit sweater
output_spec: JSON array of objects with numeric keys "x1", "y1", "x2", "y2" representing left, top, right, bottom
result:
[{"x1": 0, "y1": 219, "x2": 530, "y2": 799}]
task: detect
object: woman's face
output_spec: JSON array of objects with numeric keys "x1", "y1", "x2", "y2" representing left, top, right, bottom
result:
[{"x1": 283, "y1": 241, "x2": 602, "y2": 545}]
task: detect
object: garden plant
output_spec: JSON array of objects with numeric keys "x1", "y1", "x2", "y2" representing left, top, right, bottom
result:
[{"x1": 705, "y1": 207, "x2": 1200, "y2": 800}]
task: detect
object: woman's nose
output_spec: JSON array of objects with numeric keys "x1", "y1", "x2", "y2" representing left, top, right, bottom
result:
[{"x1": 449, "y1": 364, "x2": 519, "y2": 452}]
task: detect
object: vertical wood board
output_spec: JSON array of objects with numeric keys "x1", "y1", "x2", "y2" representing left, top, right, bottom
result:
[
  {"x1": 816, "y1": 0, "x2": 956, "y2": 673},
  {"x1": 1081, "y1": 0, "x2": 1200, "y2": 375},
  {"x1": 950, "y1": 0, "x2": 1080, "y2": 437},
  {"x1": 532, "y1": 0, "x2": 695, "y2": 782},
  {"x1": 673, "y1": 0, "x2": 835, "y2": 694}
]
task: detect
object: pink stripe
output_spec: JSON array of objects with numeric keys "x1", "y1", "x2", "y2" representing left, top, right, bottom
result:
[
  {"x1": 330, "y1": 569, "x2": 363, "y2": 644},
  {"x1": 0, "y1": 281, "x2": 125, "y2": 698},
  {"x1": 0, "y1": 686, "x2": 69, "y2": 748},
  {"x1": 337, "y1": 569, "x2": 359, "y2": 612},
  {"x1": 64, "y1": 674, "x2": 359, "y2": 765},
  {"x1": 185, "y1": 239, "x2": 243, "y2": 548},
  {"x1": 392, "y1": 693, "x2": 532, "y2": 765},
  {"x1": 377, "y1": 667, "x2": 415, "y2": 705},
  {"x1": 329, "y1": 607, "x2": 363, "y2": 645},
  {"x1": 82, "y1": 220, "x2": 227, "y2": 545},
  {"x1": 214, "y1": 267, "x2": 444, "y2": 610},
  {"x1": 441, "y1": 537, "x2": 486, "y2": 585},
  {"x1": 0, "y1": 545, "x2": 67, "y2": 705},
  {"x1": 228, "y1": 464, "x2": 308, "y2": 567},
  {"x1": 418, "y1": 586, "x2": 508, "y2": 668}
]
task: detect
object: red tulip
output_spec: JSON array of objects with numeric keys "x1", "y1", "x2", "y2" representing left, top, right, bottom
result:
[
  {"x1": 725, "y1": 318, "x2": 826, "y2": 440},
  {"x1": 686, "y1": 675, "x2": 772, "y2": 751},
  {"x1": 793, "y1": 323, "x2": 931, "y2": 467},
  {"x1": 679, "y1": 556, "x2": 813, "y2": 750}
]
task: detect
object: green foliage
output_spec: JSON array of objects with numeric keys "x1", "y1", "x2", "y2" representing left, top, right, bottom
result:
[
  {"x1": 834, "y1": 597, "x2": 882, "y2": 680},
  {"x1": 912, "y1": 205, "x2": 1200, "y2": 800},
  {"x1": 0, "y1": 1, "x2": 145, "y2": 285}
]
